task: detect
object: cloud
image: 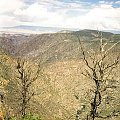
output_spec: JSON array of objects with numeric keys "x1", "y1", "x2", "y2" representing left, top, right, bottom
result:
[
  {"x1": 115, "y1": 1, "x2": 120, "y2": 4},
  {"x1": 13, "y1": 2, "x2": 66, "y2": 26},
  {"x1": 0, "y1": 0, "x2": 25, "y2": 14},
  {"x1": 14, "y1": 3, "x2": 48, "y2": 21},
  {"x1": 64, "y1": 3, "x2": 120, "y2": 30},
  {"x1": 0, "y1": 0, "x2": 120, "y2": 31},
  {"x1": 99, "y1": 1, "x2": 105, "y2": 4},
  {"x1": 99, "y1": 1, "x2": 113, "y2": 5},
  {"x1": 84, "y1": 5, "x2": 120, "y2": 30},
  {"x1": 0, "y1": 15, "x2": 21, "y2": 27}
]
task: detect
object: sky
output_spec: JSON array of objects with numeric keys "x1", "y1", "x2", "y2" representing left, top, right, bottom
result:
[{"x1": 0, "y1": 0, "x2": 120, "y2": 31}]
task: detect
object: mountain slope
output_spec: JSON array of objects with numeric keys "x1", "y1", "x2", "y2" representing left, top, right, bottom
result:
[
  {"x1": 0, "y1": 30, "x2": 120, "y2": 120},
  {"x1": 0, "y1": 29, "x2": 120, "y2": 63}
]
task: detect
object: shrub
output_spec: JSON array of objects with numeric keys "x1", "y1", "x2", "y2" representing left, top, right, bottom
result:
[{"x1": 9, "y1": 113, "x2": 42, "y2": 120}]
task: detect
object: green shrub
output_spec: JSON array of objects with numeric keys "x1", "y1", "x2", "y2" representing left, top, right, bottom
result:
[{"x1": 9, "y1": 113, "x2": 42, "y2": 120}]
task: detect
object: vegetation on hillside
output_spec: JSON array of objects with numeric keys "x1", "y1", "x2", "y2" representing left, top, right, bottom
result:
[{"x1": 0, "y1": 30, "x2": 120, "y2": 120}]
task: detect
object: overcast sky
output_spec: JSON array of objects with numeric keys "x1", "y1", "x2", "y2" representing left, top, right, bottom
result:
[{"x1": 0, "y1": 0, "x2": 120, "y2": 30}]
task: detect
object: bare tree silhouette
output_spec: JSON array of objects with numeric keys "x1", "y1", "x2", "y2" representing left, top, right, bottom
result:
[
  {"x1": 16, "y1": 58, "x2": 41, "y2": 118},
  {"x1": 75, "y1": 31, "x2": 120, "y2": 120}
]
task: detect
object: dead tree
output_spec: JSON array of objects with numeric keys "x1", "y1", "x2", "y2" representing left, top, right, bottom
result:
[
  {"x1": 75, "y1": 32, "x2": 120, "y2": 120},
  {"x1": 16, "y1": 58, "x2": 41, "y2": 118},
  {"x1": 0, "y1": 92, "x2": 4, "y2": 120}
]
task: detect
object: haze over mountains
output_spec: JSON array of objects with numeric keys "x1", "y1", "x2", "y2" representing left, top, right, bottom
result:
[
  {"x1": 0, "y1": 25, "x2": 120, "y2": 34},
  {"x1": 0, "y1": 25, "x2": 79, "y2": 34}
]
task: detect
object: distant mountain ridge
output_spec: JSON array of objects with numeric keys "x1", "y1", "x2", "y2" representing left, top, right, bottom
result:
[
  {"x1": 1, "y1": 25, "x2": 120, "y2": 34},
  {"x1": 1, "y1": 25, "x2": 78, "y2": 34}
]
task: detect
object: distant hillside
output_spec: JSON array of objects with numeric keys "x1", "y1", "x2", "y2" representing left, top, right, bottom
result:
[
  {"x1": 0, "y1": 29, "x2": 120, "y2": 63},
  {"x1": 74, "y1": 29, "x2": 114, "y2": 38}
]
